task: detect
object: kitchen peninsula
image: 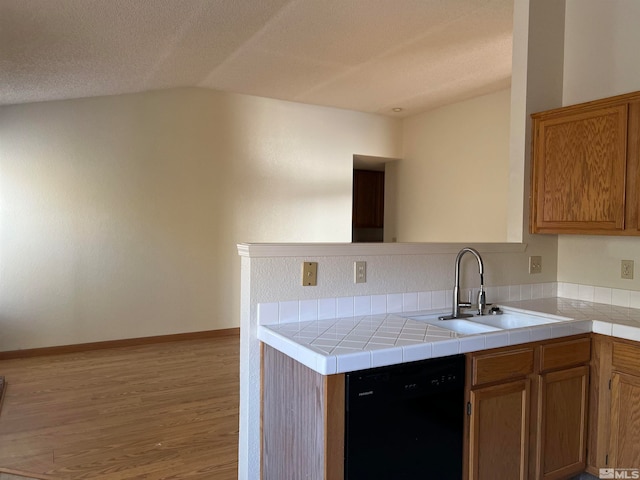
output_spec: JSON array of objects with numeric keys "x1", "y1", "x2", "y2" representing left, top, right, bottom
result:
[
  {"x1": 238, "y1": 242, "x2": 640, "y2": 480},
  {"x1": 260, "y1": 296, "x2": 639, "y2": 479}
]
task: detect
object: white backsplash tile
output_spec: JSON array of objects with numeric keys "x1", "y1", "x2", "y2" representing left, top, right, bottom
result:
[
  {"x1": 318, "y1": 298, "x2": 336, "y2": 320},
  {"x1": 629, "y1": 290, "x2": 640, "y2": 310},
  {"x1": 520, "y1": 284, "x2": 532, "y2": 301},
  {"x1": 336, "y1": 296, "x2": 354, "y2": 317},
  {"x1": 431, "y1": 290, "x2": 446, "y2": 309},
  {"x1": 509, "y1": 285, "x2": 521, "y2": 301},
  {"x1": 299, "y1": 299, "x2": 318, "y2": 322},
  {"x1": 387, "y1": 293, "x2": 403, "y2": 313},
  {"x1": 594, "y1": 287, "x2": 612, "y2": 305},
  {"x1": 262, "y1": 281, "x2": 629, "y2": 327},
  {"x1": 612, "y1": 288, "x2": 631, "y2": 308},
  {"x1": 542, "y1": 282, "x2": 557, "y2": 298},
  {"x1": 496, "y1": 286, "x2": 510, "y2": 303},
  {"x1": 371, "y1": 294, "x2": 387, "y2": 314},
  {"x1": 279, "y1": 300, "x2": 299, "y2": 324},
  {"x1": 578, "y1": 284, "x2": 595, "y2": 302},
  {"x1": 418, "y1": 291, "x2": 432, "y2": 310},
  {"x1": 258, "y1": 302, "x2": 279, "y2": 325},
  {"x1": 531, "y1": 283, "x2": 543, "y2": 300},
  {"x1": 354, "y1": 296, "x2": 372, "y2": 316},
  {"x1": 402, "y1": 292, "x2": 418, "y2": 312}
]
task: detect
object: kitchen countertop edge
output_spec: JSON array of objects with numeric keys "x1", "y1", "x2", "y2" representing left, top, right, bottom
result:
[{"x1": 258, "y1": 297, "x2": 640, "y2": 375}]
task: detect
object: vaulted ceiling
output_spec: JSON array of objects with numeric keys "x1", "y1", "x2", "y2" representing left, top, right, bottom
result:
[{"x1": 0, "y1": 0, "x2": 513, "y2": 117}]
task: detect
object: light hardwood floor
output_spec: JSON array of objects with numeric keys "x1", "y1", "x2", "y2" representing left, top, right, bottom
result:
[{"x1": 0, "y1": 335, "x2": 239, "y2": 479}]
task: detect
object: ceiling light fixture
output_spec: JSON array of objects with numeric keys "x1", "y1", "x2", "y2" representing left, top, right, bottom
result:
[{"x1": 392, "y1": 108, "x2": 403, "y2": 112}]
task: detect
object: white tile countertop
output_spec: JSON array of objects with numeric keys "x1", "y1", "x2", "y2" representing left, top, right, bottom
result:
[{"x1": 257, "y1": 297, "x2": 640, "y2": 375}]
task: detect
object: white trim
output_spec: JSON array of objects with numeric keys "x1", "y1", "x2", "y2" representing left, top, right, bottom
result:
[{"x1": 237, "y1": 242, "x2": 528, "y2": 258}]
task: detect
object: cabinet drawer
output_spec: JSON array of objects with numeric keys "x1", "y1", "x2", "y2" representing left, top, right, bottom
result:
[
  {"x1": 612, "y1": 341, "x2": 640, "y2": 374},
  {"x1": 472, "y1": 348, "x2": 534, "y2": 387},
  {"x1": 540, "y1": 338, "x2": 591, "y2": 373}
]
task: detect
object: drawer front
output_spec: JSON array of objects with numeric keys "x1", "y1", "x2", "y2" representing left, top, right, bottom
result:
[
  {"x1": 612, "y1": 341, "x2": 640, "y2": 374},
  {"x1": 540, "y1": 337, "x2": 591, "y2": 373},
  {"x1": 472, "y1": 348, "x2": 534, "y2": 387}
]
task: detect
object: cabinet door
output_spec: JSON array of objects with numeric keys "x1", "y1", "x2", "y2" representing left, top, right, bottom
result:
[
  {"x1": 535, "y1": 366, "x2": 589, "y2": 480},
  {"x1": 531, "y1": 104, "x2": 628, "y2": 234},
  {"x1": 468, "y1": 379, "x2": 530, "y2": 480},
  {"x1": 609, "y1": 372, "x2": 640, "y2": 469}
]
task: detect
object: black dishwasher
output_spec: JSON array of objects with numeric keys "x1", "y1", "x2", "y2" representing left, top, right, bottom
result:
[{"x1": 344, "y1": 354, "x2": 465, "y2": 480}]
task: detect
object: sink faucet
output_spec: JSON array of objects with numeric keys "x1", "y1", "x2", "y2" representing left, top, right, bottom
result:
[{"x1": 439, "y1": 247, "x2": 487, "y2": 320}]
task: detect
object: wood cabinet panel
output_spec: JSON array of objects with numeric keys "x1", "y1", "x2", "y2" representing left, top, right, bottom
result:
[
  {"x1": 612, "y1": 341, "x2": 640, "y2": 374},
  {"x1": 609, "y1": 372, "x2": 640, "y2": 469},
  {"x1": 262, "y1": 345, "x2": 344, "y2": 480},
  {"x1": 540, "y1": 337, "x2": 591, "y2": 373},
  {"x1": 531, "y1": 104, "x2": 628, "y2": 233},
  {"x1": 469, "y1": 380, "x2": 530, "y2": 480},
  {"x1": 587, "y1": 335, "x2": 613, "y2": 474},
  {"x1": 472, "y1": 348, "x2": 534, "y2": 386},
  {"x1": 530, "y1": 90, "x2": 640, "y2": 236},
  {"x1": 535, "y1": 366, "x2": 589, "y2": 480}
]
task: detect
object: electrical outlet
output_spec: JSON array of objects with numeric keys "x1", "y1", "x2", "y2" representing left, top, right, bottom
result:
[
  {"x1": 621, "y1": 260, "x2": 634, "y2": 280},
  {"x1": 529, "y1": 256, "x2": 542, "y2": 274},
  {"x1": 302, "y1": 262, "x2": 317, "y2": 286},
  {"x1": 354, "y1": 261, "x2": 366, "y2": 283}
]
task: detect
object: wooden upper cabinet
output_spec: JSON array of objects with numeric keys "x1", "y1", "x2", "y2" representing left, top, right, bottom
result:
[{"x1": 530, "y1": 91, "x2": 640, "y2": 235}]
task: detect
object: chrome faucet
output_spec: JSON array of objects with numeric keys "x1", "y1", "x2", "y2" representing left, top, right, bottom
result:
[{"x1": 439, "y1": 247, "x2": 487, "y2": 320}]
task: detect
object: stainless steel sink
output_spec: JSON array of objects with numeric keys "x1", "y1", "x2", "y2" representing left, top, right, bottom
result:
[{"x1": 407, "y1": 315, "x2": 503, "y2": 335}]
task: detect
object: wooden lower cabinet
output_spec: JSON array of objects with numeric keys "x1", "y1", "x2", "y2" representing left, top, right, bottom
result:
[
  {"x1": 590, "y1": 336, "x2": 640, "y2": 474},
  {"x1": 466, "y1": 336, "x2": 591, "y2": 480},
  {"x1": 262, "y1": 335, "x2": 594, "y2": 480},
  {"x1": 468, "y1": 379, "x2": 530, "y2": 480},
  {"x1": 609, "y1": 372, "x2": 640, "y2": 469},
  {"x1": 534, "y1": 366, "x2": 589, "y2": 480}
]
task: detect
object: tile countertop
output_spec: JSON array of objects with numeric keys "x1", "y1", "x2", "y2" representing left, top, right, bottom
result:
[{"x1": 257, "y1": 297, "x2": 640, "y2": 375}]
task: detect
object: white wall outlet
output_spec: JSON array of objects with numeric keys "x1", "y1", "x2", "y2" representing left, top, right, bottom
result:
[
  {"x1": 354, "y1": 261, "x2": 366, "y2": 283},
  {"x1": 529, "y1": 256, "x2": 542, "y2": 274},
  {"x1": 302, "y1": 262, "x2": 317, "y2": 286},
  {"x1": 621, "y1": 260, "x2": 634, "y2": 280}
]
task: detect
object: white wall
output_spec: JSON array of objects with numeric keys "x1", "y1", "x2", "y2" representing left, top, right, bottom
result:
[
  {"x1": 557, "y1": 0, "x2": 640, "y2": 289},
  {"x1": 0, "y1": 88, "x2": 401, "y2": 351},
  {"x1": 398, "y1": 89, "x2": 511, "y2": 242}
]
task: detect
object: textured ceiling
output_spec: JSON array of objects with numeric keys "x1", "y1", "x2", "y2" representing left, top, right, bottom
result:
[{"x1": 0, "y1": 0, "x2": 513, "y2": 117}]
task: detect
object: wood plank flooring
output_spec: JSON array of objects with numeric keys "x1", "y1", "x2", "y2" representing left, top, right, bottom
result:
[{"x1": 0, "y1": 336, "x2": 239, "y2": 479}]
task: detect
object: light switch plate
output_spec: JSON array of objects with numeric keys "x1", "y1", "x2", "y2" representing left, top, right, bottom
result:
[
  {"x1": 354, "y1": 261, "x2": 366, "y2": 283},
  {"x1": 302, "y1": 262, "x2": 318, "y2": 286},
  {"x1": 529, "y1": 256, "x2": 542, "y2": 274}
]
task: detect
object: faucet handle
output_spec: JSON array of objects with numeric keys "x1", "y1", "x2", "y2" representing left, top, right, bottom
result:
[{"x1": 477, "y1": 288, "x2": 487, "y2": 315}]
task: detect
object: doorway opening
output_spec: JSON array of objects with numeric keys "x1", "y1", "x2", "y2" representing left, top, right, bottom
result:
[{"x1": 352, "y1": 155, "x2": 398, "y2": 243}]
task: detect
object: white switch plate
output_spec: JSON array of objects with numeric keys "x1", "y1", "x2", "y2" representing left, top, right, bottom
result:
[{"x1": 354, "y1": 261, "x2": 366, "y2": 283}]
